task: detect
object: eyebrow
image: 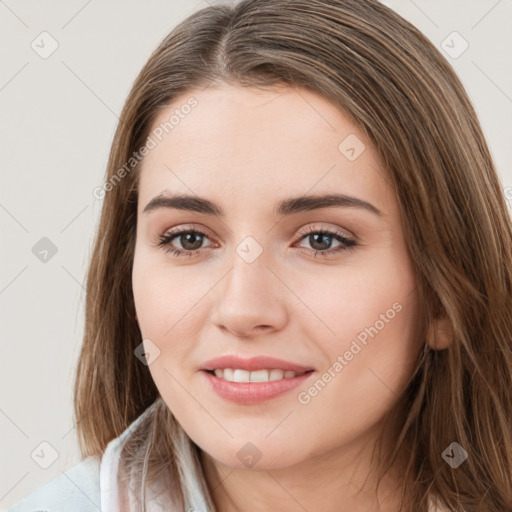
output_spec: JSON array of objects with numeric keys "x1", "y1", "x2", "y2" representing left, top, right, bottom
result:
[{"x1": 142, "y1": 192, "x2": 382, "y2": 217}]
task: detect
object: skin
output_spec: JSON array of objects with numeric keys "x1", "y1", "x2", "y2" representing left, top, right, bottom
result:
[{"x1": 132, "y1": 83, "x2": 426, "y2": 511}]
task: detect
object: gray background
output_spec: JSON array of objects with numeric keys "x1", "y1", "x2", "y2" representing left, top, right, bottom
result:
[{"x1": 1, "y1": 0, "x2": 511, "y2": 508}]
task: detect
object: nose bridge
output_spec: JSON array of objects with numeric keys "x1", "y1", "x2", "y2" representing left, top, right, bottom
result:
[
  {"x1": 227, "y1": 243, "x2": 270, "y2": 300},
  {"x1": 211, "y1": 238, "x2": 288, "y2": 337}
]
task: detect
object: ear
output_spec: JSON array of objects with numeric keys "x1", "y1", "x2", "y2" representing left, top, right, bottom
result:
[{"x1": 426, "y1": 315, "x2": 453, "y2": 350}]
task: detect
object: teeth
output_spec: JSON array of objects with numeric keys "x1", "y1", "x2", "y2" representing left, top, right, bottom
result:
[
  {"x1": 233, "y1": 369, "x2": 250, "y2": 382},
  {"x1": 222, "y1": 368, "x2": 234, "y2": 381},
  {"x1": 247, "y1": 369, "x2": 269, "y2": 382},
  {"x1": 211, "y1": 368, "x2": 303, "y2": 383},
  {"x1": 269, "y1": 369, "x2": 285, "y2": 381}
]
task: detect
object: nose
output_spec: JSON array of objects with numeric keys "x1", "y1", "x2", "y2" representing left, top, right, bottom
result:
[{"x1": 210, "y1": 253, "x2": 288, "y2": 338}]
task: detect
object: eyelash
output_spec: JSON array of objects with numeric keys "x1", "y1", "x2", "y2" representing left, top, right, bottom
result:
[{"x1": 154, "y1": 225, "x2": 357, "y2": 259}]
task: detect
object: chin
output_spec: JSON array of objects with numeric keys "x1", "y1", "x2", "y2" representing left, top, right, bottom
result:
[{"x1": 200, "y1": 438, "x2": 304, "y2": 472}]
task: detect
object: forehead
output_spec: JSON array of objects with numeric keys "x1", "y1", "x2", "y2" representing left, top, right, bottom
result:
[{"x1": 137, "y1": 84, "x2": 393, "y2": 216}]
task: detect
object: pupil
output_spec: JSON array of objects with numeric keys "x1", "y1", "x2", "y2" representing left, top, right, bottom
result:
[
  {"x1": 182, "y1": 233, "x2": 202, "y2": 250},
  {"x1": 311, "y1": 233, "x2": 331, "y2": 250}
]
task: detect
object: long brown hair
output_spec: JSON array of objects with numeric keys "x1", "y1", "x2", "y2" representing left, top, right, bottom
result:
[{"x1": 73, "y1": 0, "x2": 512, "y2": 510}]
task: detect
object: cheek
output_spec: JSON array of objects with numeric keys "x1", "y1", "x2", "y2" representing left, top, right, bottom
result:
[
  {"x1": 292, "y1": 255, "x2": 418, "y2": 349},
  {"x1": 294, "y1": 252, "x2": 420, "y2": 399},
  {"x1": 132, "y1": 248, "x2": 204, "y2": 334},
  {"x1": 288, "y1": 275, "x2": 420, "y2": 456},
  {"x1": 299, "y1": 302, "x2": 420, "y2": 447},
  {"x1": 132, "y1": 250, "x2": 217, "y2": 384},
  {"x1": 132, "y1": 254, "x2": 206, "y2": 414}
]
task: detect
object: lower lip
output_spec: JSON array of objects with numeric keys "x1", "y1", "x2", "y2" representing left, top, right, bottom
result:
[{"x1": 201, "y1": 370, "x2": 314, "y2": 405}]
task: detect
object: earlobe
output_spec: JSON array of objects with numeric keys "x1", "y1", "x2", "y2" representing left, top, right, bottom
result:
[{"x1": 426, "y1": 315, "x2": 453, "y2": 350}]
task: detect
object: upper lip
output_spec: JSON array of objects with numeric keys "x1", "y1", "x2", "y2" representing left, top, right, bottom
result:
[{"x1": 200, "y1": 355, "x2": 314, "y2": 373}]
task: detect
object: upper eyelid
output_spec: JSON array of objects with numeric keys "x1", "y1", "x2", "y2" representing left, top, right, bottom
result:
[
  {"x1": 163, "y1": 223, "x2": 353, "y2": 237},
  {"x1": 163, "y1": 224, "x2": 355, "y2": 246},
  {"x1": 299, "y1": 224, "x2": 354, "y2": 239}
]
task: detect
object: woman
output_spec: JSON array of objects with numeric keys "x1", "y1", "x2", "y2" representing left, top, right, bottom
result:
[{"x1": 8, "y1": 0, "x2": 512, "y2": 511}]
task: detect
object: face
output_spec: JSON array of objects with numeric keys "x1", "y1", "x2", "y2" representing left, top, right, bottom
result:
[{"x1": 132, "y1": 83, "x2": 422, "y2": 472}]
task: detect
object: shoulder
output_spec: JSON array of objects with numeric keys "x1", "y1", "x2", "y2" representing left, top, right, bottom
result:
[{"x1": 7, "y1": 455, "x2": 101, "y2": 512}]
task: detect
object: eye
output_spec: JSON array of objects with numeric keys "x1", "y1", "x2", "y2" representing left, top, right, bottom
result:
[
  {"x1": 155, "y1": 227, "x2": 213, "y2": 257},
  {"x1": 154, "y1": 225, "x2": 357, "y2": 258},
  {"x1": 294, "y1": 225, "x2": 357, "y2": 257}
]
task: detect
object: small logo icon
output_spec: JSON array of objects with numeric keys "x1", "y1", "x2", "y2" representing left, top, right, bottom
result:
[
  {"x1": 237, "y1": 442, "x2": 263, "y2": 468},
  {"x1": 504, "y1": 186, "x2": 512, "y2": 211},
  {"x1": 441, "y1": 442, "x2": 468, "y2": 468},
  {"x1": 441, "y1": 31, "x2": 469, "y2": 59},
  {"x1": 32, "y1": 237, "x2": 58, "y2": 263},
  {"x1": 134, "y1": 338, "x2": 161, "y2": 366},
  {"x1": 31, "y1": 441, "x2": 59, "y2": 469},
  {"x1": 92, "y1": 186, "x2": 106, "y2": 201},
  {"x1": 31, "y1": 31, "x2": 59, "y2": 59},
  {"x1": 236, "y1": 236, "x2": 263, "y2": 264},
  {"x1": 338, "y1": 134, "x2": 366, "y2": 161}
]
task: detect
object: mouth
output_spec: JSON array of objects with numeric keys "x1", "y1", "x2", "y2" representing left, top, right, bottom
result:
[
  {"x1": 199, "y1": 355, "x2": 316, "y2": 404},
  {"x1": 200, "y1": 354, "x2": 314, "y2": 374},
  {"x1": 203, "y1": 368, "x2": 314, "y2": 383},
  {"x1": 200, "y1": 368, "x2": 316, "y2": 405}
]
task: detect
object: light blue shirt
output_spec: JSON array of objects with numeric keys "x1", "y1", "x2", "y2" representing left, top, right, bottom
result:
[
  {"x1": 7, "y1": 406, "x2": 145, "y2": 512},
  {"x1": 7, "y1": 455, "x2": 102, "y2": 512}
]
